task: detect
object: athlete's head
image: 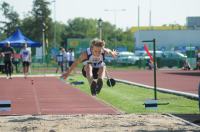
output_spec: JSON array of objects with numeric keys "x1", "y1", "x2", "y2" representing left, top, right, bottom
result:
[{"x1": 90, "y1": 38, "x2": 105, "y2": 57}]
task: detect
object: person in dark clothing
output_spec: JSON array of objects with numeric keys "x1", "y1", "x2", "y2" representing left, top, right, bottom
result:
[
  {"x1": 1, "y1": 42, "x2": 15, "y2": 79},
  {"x1": 146, "y1": 59, "x2": 153, "y2": 70}
]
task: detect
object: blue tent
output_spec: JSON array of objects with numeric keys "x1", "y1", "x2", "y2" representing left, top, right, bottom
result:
[{"x1": 0, "y1": 29, "x2": 42, "y2": 47}]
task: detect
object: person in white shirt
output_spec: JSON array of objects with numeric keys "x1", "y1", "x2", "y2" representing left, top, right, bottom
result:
[
  {"x1": 56, "y1": 47, "x2": 67, "y2": 73},
  {"x1": 197, "y1": 51, "x2": 200, "y2": 70},
  {"x1": 68, "y1": 48, "x2": 75, "y2": 67},
  {"x1": 197, "y1": 51, "x2": 200, "y2": 61},
  {"x1": 20, "y1": 43, "x2": 31, "y2": 78},
  {"x1": 63, "y1": 48, "x2": 69, "y2": 71}
]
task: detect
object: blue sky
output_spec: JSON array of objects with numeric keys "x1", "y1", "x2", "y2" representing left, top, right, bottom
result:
[{"x1": 1, "y1": 0, "x2": 200, "y2": 29}]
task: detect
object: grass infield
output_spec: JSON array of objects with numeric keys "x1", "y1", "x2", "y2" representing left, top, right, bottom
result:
[{"x1": 67, "y1": 74, "x2": 199, "y2": 114}]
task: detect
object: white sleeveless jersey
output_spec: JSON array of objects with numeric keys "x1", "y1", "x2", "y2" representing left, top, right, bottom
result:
[
  {"x1": 20, "y1": 48, "x2": 31, "y2": 62},
  {"x1": 82, "y1": 48, "x2": 105, "y2": 68}
]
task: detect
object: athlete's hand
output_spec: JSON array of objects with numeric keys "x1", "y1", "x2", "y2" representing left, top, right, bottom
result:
[
  {"x1": 111, "y1": 50, "x2": 118, "y2": 58},
  {"x1": 60, "y1": 74, "x2": 67, "y2": 80},
  {"x1": 60, "y1": 71, "x2": 69, "y2": 80}
]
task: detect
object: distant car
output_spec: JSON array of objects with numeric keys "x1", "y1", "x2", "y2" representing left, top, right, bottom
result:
[
  {"x1": 104, "y1": 55, "x2": 116, "y2": 64},
  {"x1": 160, "y1": 51, "x2": 187, "y2": 68},
  {"x1": 135, "y1": 50, "x2": 163, "y2": 58},
  {"x1": 162, "y1": 51, "x2": 186, "y2": 58},
  {"x1": 135, "y1": 50, "x2": 187, "y2": 68},
  {"x1": 116, "y1": 51, "x2": 140, "y2": 65}
]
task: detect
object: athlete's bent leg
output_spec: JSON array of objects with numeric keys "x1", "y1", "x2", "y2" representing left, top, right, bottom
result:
[
  {"x1": 84, "y1": 64, "x2": 96, "y2": 96},
  {"x1": 96, "y1": 66, "x2": 105, "y2": 94}
]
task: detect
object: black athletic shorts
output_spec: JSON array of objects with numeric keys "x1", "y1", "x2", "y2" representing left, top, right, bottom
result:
[
  {"x1": 82, "y1": 66, "x2": 99, "y2": 79},
  {"x1": 22, "y1": 61, "x2": 30, "y2": 67}
]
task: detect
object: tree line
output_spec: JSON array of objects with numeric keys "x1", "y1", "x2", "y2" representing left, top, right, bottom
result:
[{"x1": 0, "y1": 0, "x2": 134, "y2": 52}]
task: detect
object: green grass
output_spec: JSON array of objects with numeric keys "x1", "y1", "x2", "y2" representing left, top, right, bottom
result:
[{"x1": 67, "y1": 74, "x2": 199, "y2": 114}]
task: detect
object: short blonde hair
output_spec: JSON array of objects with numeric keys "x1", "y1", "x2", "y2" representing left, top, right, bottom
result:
[{"x1": 90, "y1": 38, "x2": 105, "y2": 48}]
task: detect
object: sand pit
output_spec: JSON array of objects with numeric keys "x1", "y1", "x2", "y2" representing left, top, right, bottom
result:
[{"x1": 0, "y1": 114, "x2": 199, "y2": 131}]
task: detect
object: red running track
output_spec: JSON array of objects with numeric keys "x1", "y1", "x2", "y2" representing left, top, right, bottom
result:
[
  {"x1": 109, "y1": 70, "x2": 200, "y2": 95},
  {"x1": 0, "y1": 77, "x2": 119, "y2": 115}
]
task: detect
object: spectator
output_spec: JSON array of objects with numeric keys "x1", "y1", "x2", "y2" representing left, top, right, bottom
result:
[
  {"x1": 197, "y1": 50, "x2": 200, "y2": 70},
  {"x1": 20, "y1": 43, "x2": 31, "y2": 78},
  {"x1": 146, "y1": 59, "x2": 153, "y2": 70},
  {"x1": 68, "y1": 48, "x2": 75, "y2": 67},
  {"x1": 182, "y1": 59, "x2": 191, "y2": 70},
  {"x1": 1, "y1": 41, "x2": 15, "y2": 79},
  {"x1": 56, "y1": 47, "x2": 65, "y2": 73},
  {"x1": 197, "y1": 50, "x2": 200, "y2": 61},
  {"x1": 63, "y1": 48, "x2": 69, "y2": 71},
  {"x1": 13, "y1": 53, "x2": 21, "y2": 73}
]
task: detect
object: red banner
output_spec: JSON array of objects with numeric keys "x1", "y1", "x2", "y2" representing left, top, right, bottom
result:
[{"x1": 144, "y1": 44, "x2": 154, "y2": 62}]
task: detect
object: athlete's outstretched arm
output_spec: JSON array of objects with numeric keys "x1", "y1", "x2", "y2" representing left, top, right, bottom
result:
[{"x1": 103, "y1": 48, "x2": 118, "y2": 58}]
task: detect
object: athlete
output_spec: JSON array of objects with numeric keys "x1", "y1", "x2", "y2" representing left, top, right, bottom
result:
[{"x1": 61, "y1": 38, "x2": 117, "y2": 96}]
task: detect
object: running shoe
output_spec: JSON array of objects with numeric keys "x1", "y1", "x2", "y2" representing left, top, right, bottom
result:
[
  {"x1": 96, "y1": 78, "x2": 103, "y2": 94},
  {"x1": 90, "y1": 81, "x2": 97, "y2": 96}
]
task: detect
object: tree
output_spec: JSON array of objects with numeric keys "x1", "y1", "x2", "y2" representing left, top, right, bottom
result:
[
  {"x1": 65, "y1": 17, "x2": 97, "y2": 38},
  {"x1": 60, "y1": 17, "x2": 98, "y2": 47},
  {"x1": 0, "y1": 1, "x2": 20, "y2": 37},
  {"x1": 31, "y1": 0, "x2": 52, "y2": 46},
  {"x1": 60, "y1": 17, "x2": 134, "y2": 51}
]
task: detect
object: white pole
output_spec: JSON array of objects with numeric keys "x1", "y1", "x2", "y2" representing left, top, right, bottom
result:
[
  {"x1": 104, "y1": 9, "x2": 126, "y2": 28},
  {"x1": 100, "y1": 27, "x2": 102, "y2": 40},
  {"x1": 42, "y1": 28, "x2": 45, "y2": 63},
  {"x1": 52, "y1": 0, "x2": 56, "y2": 47},
  {"x1": 138, "y1": 0, "x2": 140, "y2": 30},
  {"x1": 149, "y1": 0, "x2": 152, "y2": 29},
  {"x1": 138, "y1": 0, "x2": 140, "y2": 45}
]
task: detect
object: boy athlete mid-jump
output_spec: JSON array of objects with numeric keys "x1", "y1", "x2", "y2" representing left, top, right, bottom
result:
[{"x1": 61, "y1": 38, "x2": 117, "y2": 96}]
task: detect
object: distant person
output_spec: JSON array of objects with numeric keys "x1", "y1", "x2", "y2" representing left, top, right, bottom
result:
[
  {"x1": 197, "y1": 50, "x2": 200, "y2": 61},
  {"x1": 61, "y1": 38, "x2": 117, "y2": 96},
  {"x1": 56, "y1": 47, "x2": 65, "y2": 73},
  {"x1": 197, "y1": 50, "x2": 200, "y2": 70},
  {"x1": 20, "y1": 43, "x2": 31, "y2": 78},
  {"x1": 12, "y1": 53, "x2": 21, "y2": 73},
  {"x1": 196, "y1": 60, "x2": 200, "y2": 70},
  {"x1": 1, "y1": 41, "x2": 15, "y2": 79},
  {"x1": 63, "y1": 48, "x2": 69, "y2": 71},
  {"x1": 146, "y1": 59, "x2": 153, "y2": 70},
  {"x1": 182, "y1": 59, "x2": 191, "y2": 70},
  {"x1": 68, "y1": 48, "x2": 75, "y2": 67}
]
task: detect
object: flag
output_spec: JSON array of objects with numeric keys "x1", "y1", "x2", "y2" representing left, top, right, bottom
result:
[{"x1": 144, "y1": 44, "x2": 154, "y2": 62}]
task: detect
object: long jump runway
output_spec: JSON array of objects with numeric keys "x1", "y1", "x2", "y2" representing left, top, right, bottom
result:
[{"x1": 0, "y1": 77, "x2": 119, "y2": 115}]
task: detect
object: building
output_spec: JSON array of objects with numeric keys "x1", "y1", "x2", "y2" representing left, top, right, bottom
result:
[
  {"x1": 134, "y1": 30, "x2": 200, "y2": 51},
  {"x1": 187, "y1": 17, "x2": 200, "y2": 30}
]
